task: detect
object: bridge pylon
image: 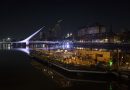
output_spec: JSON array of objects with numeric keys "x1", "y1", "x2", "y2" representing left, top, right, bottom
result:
[{"x1": 18, "y1": 26, "x2": 44, "y2": 45}]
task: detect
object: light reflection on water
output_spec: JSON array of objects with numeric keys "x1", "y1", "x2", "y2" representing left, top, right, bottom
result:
[
  {"x1": 31, "y1": 60, "x2": 72, "y2": 88},
  {"x1": 30, "y1": 59, "x2": 128, "y2": 90},
  {"x1": 0, "y1": 46, "x2": 128, "y2": 90},
  {"x1": 13, "y1": 46, "x2": 30, "y2": 55},
  {"x1": 1, "y1": 44, "x2": 130, "y2": 72}
]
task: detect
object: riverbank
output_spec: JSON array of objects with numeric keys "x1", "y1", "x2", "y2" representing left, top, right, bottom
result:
[
  {"x1": 30, "y1": 49, "x2": 129, "y2": 82},
  {"x1": 30, "y1": 50, "x2": 116, "y2": 80}
]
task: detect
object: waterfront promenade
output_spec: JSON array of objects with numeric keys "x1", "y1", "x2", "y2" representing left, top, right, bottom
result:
[
  {"x1": 30, "y1": 49, "x2": 109, "y2": 71},
  {"x1": 30, "y1": 48, "x2": 130, "y2": 81}
]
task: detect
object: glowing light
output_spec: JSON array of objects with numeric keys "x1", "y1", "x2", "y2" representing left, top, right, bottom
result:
[
  {"x1": 7, "y1": 44, "x2": 11, "y2": 49},
  {"x1": 95, "y1": 48, "x2": 98, "y2": 51},
  {"x1": 64, "y1": 50, "x2": 68, "y2": 53},
  {"x1": 42, "y1": 44, "x2": 45, "y2": 48},
  {"x1": 15, "y1": 46, "x2": 30, "y2": 55},
  {"x1": 104, "y1": 38, "x2": 108, "y2": 43},
  {"x1": 65, "y1": 33, "x2": 72, "y2": 38},
  {"x1": 7, "y1": 38, "x2": 11, "y2": 40},
  {"x1": 109, "y1": 60, "x2": 113, "y2": 67},
  {"x1": 70, "y1": 33, "x2": 72, "y2": 36},
  {"x1": 66, "y1": 42, "x2": 70, "y2": 48}
]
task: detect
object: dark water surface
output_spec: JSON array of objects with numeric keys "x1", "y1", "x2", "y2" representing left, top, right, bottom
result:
[
  {"x1": 0, "y1": 50, "x2": 128, "y2": 90},
  {"x1": 0, "y1": 50, "x2": 58, "y2": 90}
]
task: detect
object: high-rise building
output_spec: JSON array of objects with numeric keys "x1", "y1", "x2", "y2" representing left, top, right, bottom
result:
[
  {"x1": 48, "y1": 20, "x2": 63, "y2": 40},
  {"x1": 78, "y1": 23, "x2": 106, "y2": 37}
]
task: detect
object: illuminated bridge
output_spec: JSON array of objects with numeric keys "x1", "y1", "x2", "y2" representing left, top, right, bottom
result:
[
  {"x1": 0, "y1": 27, "x2": 72, "y2": 48},
  {"x1": 0, "y1": 27, "x2": 60, "y2": 44},
  {"x1": 0, "y1": 27, "x2": 130, "y2": 50}
]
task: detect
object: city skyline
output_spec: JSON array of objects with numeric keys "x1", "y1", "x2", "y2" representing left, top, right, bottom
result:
[
  {"x1": 0, "y1": 0, "x2": 130, "y2": 39},
  {"x1": 0, "y1": 1, "x2": 129, "y2": 89}
]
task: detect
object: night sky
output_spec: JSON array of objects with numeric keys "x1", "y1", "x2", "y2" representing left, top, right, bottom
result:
[{"x1": 0, "y1": 0, "x2": 130, "y2": 39}]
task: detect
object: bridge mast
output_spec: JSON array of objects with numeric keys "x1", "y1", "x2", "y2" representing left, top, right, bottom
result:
[{"x1": 18, "y1": 26, "x2": 44, "y2": 45}]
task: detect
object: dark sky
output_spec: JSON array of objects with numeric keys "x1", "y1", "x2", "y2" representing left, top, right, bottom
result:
[{"x1": 0, "y1": 0, "x2": 130, "y2": 39}]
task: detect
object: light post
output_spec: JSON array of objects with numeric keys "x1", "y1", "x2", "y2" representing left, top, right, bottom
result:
[{"x1": 117, "y1": 48, "x2": 120, "y2": 71}]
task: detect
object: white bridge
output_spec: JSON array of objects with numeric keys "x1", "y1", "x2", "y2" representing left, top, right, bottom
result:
[
  {"x1": 0, "y1": 26, "x2": 64, "y2": 45},
  {"x1": 0, "y1": 27, "x2": 130, "y2": 50}
]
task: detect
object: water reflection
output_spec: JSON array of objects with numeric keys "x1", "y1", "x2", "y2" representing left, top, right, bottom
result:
[
  {"x1": 0, "y1": 43, "x2": 12, "y2": 50},
  {"x1": 1, "y1": 43, "x2": 130, "y2": 73},
  {"x1": 31, "y1": 60, "x2": 72, "y2": 87},
  {"x1": 30, "y1": 59, "x2": 128, "y2": 90},
  {"x1": 13, "y1": 46, "x2": 30, "y2": 55},
  {"x1": 0, "y1": 44, "x2": 128, "y2": 90}
]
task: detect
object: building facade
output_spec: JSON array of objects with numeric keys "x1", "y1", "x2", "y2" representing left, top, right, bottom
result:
[{"x1": 77, "y1": 23, "x2": 123, "y2": 43}]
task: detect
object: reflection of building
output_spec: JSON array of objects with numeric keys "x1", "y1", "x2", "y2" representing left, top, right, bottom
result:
[{"x1": 31, "y1": 60, "x2": 72, "y2": 87}]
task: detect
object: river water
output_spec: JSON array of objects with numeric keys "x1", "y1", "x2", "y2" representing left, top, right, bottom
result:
[{"x1": 0, "y1": 49, "x2": 128, "y2": 90}]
